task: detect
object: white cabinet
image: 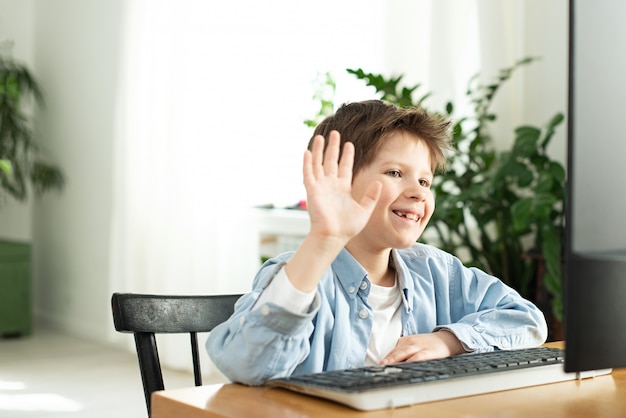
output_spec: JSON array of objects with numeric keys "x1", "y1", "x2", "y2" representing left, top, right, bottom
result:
[{"x1": 255, "y1": 208, "x2": 309, "y2": 261}]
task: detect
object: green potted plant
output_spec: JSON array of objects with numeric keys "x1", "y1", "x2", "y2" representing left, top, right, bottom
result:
[
  {"x1": 0, "y1": 40, "x2": 64, "y2": 203},
  {"x1": 0, "y1": 40, "x2": 64, "y2": 337},
  {"x1": 307, "y1": 58, "x2": 565, "y2": 339}
]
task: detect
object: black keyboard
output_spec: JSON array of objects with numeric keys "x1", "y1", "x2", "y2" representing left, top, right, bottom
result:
[{"x1": 266, "y1": 347, "x2": 612, "y2": 411}]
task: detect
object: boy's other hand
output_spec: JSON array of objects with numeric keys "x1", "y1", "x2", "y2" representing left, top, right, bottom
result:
[{"x1": 380, "y1": 330, "x2": 465, "y2": 365}]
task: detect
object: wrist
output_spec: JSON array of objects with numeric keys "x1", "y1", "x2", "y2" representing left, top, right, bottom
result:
[
  {"x1": 284, "y1": 234, "x2": 345, "y2": 293},
  {"x1": 437, "y1": 329, "x2": 466, "y2": 356}
]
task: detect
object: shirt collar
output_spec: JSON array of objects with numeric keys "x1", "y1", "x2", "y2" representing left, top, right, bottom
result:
[
  {"x1": 332, "y1": 248, "x2": 412, "y2": 310},
  {"x1": 332, "y1": 248, "x2": 368, "y2": 298}
]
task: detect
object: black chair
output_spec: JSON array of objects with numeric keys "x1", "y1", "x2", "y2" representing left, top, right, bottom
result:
[{"x1": 111, "y1": 292, "x2": 242, "y2": 416}]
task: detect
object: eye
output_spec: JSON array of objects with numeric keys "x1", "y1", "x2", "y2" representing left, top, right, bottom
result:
[
  {"x1": 385, "y1": 170, "x2": 401, "y2": 178},
  {"x1": 419, "y1": 178, "x2": 432, "y2": 188}
]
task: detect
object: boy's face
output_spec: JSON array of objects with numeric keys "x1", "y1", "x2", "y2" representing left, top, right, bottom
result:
[{"x1": 350, "y1": 131, "x2": 434, "y2": 251}]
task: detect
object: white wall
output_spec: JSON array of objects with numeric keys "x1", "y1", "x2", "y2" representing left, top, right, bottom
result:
[
  {"x1": 521, "y1": 0, "x2": 569, "y2": 162},
  {"x1": 0, "y1": 0, "x2": 569, "y2": 344},
  {"x1": 30, "y1": 0, "x2": 123, "y2": 339}
]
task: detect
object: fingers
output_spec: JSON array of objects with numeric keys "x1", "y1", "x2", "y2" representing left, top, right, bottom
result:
[
  {"x1": 381, "y1": 333, "x2": 459, "y2": 365},
  {"x1": 337, "y1": 140, "x2": 354, "y2": 180},
  {"x1": 309, "y1": 135, "x2": 325, "y2": 179},
  {"x1": 323, "y1": 131, "x2": 341, "y2": 176},
  {"x1": 305, "y1": 131, "x2": 351, "y2": 180},
  {"x1": 381, "y1": 345, "x2": 416, "y2": 365},
  {"x1": 382, "y1": 346, "x2": 434, "y2": 365},
  {"x1": 303, "y1": 147, "x2": 314, "y2": 186}
]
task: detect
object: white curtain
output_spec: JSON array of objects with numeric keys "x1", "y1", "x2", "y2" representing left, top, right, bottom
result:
[
  {"x1": 109, "y1": 0, "x2": 388, "y2": 372},
  {"x1": 109, "y1": 0, "x2": 526, "y2": 372},
  {"x1": 388, "y1": 0, "x2": 527, "y2": 147}
]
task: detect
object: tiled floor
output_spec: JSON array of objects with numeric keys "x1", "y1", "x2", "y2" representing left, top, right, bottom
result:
[{"x1": 0, "y1": 324, "x2": 228, "y2": 418}]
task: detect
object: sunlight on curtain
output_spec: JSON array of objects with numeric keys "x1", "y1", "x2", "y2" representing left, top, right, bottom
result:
[
  {"x1": 391, "y1": 0, "x2": 527, "y2": 138},
  {"x1": 111, "y1": 1, "x2": 258, "y2": 299}
]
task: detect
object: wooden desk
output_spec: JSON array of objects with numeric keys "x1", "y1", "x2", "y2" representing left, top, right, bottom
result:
[{"x1": 152, "y1": 343, "x2": 626, "y2": 418}]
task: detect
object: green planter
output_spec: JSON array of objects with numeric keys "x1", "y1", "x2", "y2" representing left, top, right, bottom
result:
[{"x1": 0, "y1": 239, "x2": 31, "y2": 337}]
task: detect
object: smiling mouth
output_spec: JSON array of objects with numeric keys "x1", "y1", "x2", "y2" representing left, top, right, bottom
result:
[{"x1": 393, "y1": 211, "x2": 420, "y2": 222}]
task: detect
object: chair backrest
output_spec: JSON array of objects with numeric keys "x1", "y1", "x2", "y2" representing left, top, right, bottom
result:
[{"x1": 111, "y1": 292, "x2": 241, "y2": 416}]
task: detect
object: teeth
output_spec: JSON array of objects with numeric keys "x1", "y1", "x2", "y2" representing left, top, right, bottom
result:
[{"x1": 394, "y1": 210, "x2": 420, "y2": 221}]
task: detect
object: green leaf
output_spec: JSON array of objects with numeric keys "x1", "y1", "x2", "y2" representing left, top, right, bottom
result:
[
  {"x1": 445, "y1": 101, "x2": 454, "y2": 114},
  {"x1": 541, "y1": 226, "x2": 561, "y2": 276},
  {"x1": 547, "y1": 112, "x2": 565, "y2": 129},
  {"x1": 535, "y1": 172, "x2": 554, "y2": 193},
  {"x1": 513, "y1": 127, "x2": 541, "y2": 156},
  {"x1": 0, "y1": 159, "x2": 11, "y2": 176},
  {"x1": 498, "y1": 160, "x2": 529, "y2": 177},
  {"x1": 514, "y1": 126, "x2": 541, "y2": 138},
  {"x1": 548, "y1": 161, "x2": 566, "y2": 183},
  {"x1": 511, "y1": 198, "x2": 532, "y2": 231},
  {"x1": 543, "y1": 271, "x2": 561, "y2": 299},
  {"x1": 30, "y1": 161, "x2": 66, "y2": 194},
  {"x1": 531, "y1": 194, "x2": 556, "y2": 219}
]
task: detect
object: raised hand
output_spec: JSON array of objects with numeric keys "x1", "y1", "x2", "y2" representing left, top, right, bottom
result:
[
  {"x1": 284, "y1": 130, "x2": 381, "y2": 293},
  {"x1": 303, "y1": 131, "x2": 381, "y2": 245}
]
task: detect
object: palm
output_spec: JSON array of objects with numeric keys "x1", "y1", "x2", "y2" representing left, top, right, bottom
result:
[{"x1": 303, "y1": 132, "x2": 381, "y2": 244}]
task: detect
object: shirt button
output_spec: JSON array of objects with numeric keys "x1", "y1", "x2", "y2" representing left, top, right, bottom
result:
[
  {"x1": 359, "y1": 281, "x2": 368, "y2": 290},
  {"x1": 359, "y1": 309, "x2": 369, "y2": 319},
  {"x1": 348, "y1": 285, "x2": 356, "y2": 293},
  {"x1": 260, "y1": 305, "x2": 270, "y2": 316}
]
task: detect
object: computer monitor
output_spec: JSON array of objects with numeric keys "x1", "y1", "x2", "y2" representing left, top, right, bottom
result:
[{"x1": 564, "y1": 0, "x2": 626, "y2": 372}]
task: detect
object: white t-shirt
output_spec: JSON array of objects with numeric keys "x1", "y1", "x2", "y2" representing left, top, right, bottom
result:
[{"x1": 363, "y1": 279, "x2": 403, "y2": 366}]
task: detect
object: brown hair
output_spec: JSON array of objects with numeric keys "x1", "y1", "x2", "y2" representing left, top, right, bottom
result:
[{"x1": 309, "y1": 100, "x2": 451, "y2": 174}]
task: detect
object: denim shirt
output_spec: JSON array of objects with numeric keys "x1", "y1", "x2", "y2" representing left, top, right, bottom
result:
[{"x1": 206, "y1": 243, "x2": 548, "y2": 386}]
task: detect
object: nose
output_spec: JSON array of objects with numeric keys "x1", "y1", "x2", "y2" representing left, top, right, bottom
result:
[
  {"x1": 410, "y1": 189, "x2": 426, "y2": 201},
  {"x1": 406, "y1": 178, "x2": 427, "y2": 201}
]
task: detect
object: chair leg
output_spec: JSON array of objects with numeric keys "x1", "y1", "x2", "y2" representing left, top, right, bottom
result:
[
  {"x1": 134, "y1": 333, "x2": 164, "y2": 415},
  {"x1": 190, "y1": 332, "x2": 202, "y2": 386}
]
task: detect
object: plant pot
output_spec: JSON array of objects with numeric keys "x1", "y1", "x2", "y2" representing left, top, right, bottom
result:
[{"x1": 0, "y1": 239, "x2": 31, "y2": 337}]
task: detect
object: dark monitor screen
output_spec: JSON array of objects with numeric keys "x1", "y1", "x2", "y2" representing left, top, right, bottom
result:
[{"x1": 565, "y1": 0, "x2": 626, "y2": 372}]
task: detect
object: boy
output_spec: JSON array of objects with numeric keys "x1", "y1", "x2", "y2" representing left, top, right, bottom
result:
[{"x1": 206, "y1": 100, "x2": 548, "y2": 386}]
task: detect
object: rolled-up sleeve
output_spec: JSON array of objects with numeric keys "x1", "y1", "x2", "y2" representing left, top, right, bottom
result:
[
  {"x1": 432, "y1": 262, "x2": 548, "y2": 352},
  {"x1": 206, "y1": 257, "x2": 320, "y2": 386}
]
